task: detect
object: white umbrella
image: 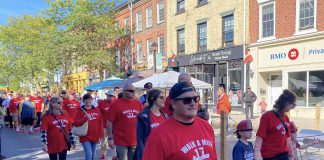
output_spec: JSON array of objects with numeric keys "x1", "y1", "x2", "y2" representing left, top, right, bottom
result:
[{"x1": 133, "y1": 71, "x2": 212, "y2": 89}]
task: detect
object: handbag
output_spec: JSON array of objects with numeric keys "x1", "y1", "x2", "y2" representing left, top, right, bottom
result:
[
  {"x1": 72, "y1": 108, "x2": 89, "y2": 137},
  {"x1": 50, "y1": 113, "x2": 72, "y2": 151}
]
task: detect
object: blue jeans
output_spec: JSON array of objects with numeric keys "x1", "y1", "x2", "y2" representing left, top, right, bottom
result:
[{"x1": 82, "y1": 141, "x2": 97, "y2": 160}]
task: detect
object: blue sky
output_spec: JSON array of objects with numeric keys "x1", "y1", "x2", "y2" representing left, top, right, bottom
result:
[
  {"x1": 0, "y1": 0, "x2": 49, "y2": 25},
  {"x1": 0, "y1": 0, "x2": 127, "y2": 25}
]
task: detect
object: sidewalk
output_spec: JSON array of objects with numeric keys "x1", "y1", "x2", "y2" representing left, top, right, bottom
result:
[{"x1": 210, "y1": 111, "x2": 324, "y2": 160}]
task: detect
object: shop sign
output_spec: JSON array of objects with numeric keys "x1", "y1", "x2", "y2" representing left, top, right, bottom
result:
[
  {"x1": 270, "y1": 48, "x2": 299, "y2": 60},
  {"x1": 176, "y1": 46, "x2": 243, "y2": 66}
]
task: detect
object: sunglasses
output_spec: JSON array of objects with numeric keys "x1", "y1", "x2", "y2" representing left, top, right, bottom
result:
[
  {"x1": 126, "y1": 90, "x2": 135, "y2": 93},
  {"x1": 174, "y1": 96, "x2": 199, "y2": 104},
  {"x1": 57, "y1": 102, "x2": 63, "y2": 105},
  {"x1": 158, "y1": 96, "x2": 164, "y2": 99}
]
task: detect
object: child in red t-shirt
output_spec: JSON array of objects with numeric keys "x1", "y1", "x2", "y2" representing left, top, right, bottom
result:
[{"x1": 258, "y1": 97, "x2": 268, "y2": 115}]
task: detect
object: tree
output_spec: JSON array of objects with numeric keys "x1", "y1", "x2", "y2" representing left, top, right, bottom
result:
[{"x1": 46, "y1": 0, "x2": 124, "y2": 80}]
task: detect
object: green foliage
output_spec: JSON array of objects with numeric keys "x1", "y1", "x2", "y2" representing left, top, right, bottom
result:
[{"x1": 0, "y1": 0, "x2": 123, "y2": 91}]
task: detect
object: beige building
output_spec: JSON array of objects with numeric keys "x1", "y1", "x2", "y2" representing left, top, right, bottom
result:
[{"x1": 166, "y1": 0, "x2": 250, "y2": 108}]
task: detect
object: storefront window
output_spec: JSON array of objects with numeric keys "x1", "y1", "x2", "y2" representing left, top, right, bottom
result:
[
  {"x1": 196, "y1": 65, "x2": 203, "y2": 81},
  {"x1": 308, "y1": 71, "x2": 324, "y2": 107},
  {"x1": 204, "y1": 65, "x2": 214, "y2": 85},
  {"x1": 288, "y1": 72, "x2": 307, "y2": 106},
  {"x1": 218, "y1": 63, "x2": 227, "y2": 90},
  {"x1": 228, "y1": 61, "x2": 242, "y2": 106}
]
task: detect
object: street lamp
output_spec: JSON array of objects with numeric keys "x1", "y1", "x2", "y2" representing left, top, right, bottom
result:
[{"x1": 151, "y1": 42, "x2": 158, "y2": 74}]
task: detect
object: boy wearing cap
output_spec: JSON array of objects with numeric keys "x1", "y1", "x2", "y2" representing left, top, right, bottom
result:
[
  {"x1": 233, "y1": 119, "x2": 254, "y2": 160},
  {"x1": 138, "y1": 82, "x2": 153, "y2": 107},
  {"x1": 142, "y1": 82, "x2": 217, "y2": 160}
]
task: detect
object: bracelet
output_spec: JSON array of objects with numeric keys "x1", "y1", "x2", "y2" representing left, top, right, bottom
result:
[{"x1": 108, "y1": 137, "x2": 113, "y2": 140}]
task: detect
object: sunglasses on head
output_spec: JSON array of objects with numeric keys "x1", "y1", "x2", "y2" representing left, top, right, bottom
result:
[
  {"x1": 126, "y1": 90, "x2": 135, "y2": 93},
  {"x1": 174, "y1": 96, "x2": 199, "y2": 104}
]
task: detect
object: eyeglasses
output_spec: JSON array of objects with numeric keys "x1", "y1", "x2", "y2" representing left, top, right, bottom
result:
[
  {"x1": 174, "y1": 96, "x2": 199, "y2": 104},
  {"x1": 290, "y1": 102, "x2": 297, "y2": 107},
  {"x1": 158, "y1": 96, "x2": 164, "y2": 100},
  {"x1": 57, "y1": 101, "x2": 63, "y2": 105},
  {"x1": 126, "y1": 90, "x2": 135, "y2": 93}
]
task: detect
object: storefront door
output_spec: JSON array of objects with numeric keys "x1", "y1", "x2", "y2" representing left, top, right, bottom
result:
[{"x1": 269, "y1": 74, "x2": 282, "y2": 108}]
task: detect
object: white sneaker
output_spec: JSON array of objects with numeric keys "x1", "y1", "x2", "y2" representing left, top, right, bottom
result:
[{"x1": 16, "y1": 126, "x2": 20, "y2": 133}]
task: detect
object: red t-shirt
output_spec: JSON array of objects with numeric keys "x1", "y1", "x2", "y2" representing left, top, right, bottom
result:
[
  {"x1": 62, "y1": 99, "x2": 80, "y2": 123},
  {"x1": 40, "y1": 112, "x2": 72, "y2": 154},
  {"x1": 112, "y1": 97, "x2": 118, "y2": 103},
  {"x1": 150, "y1": 111, "x2": 166, "y2": 129},
  {"x1": 259, "y1": 102, "x2": 268, "y2": 110},
  {"x1": 98, "y1": 100, "x2": 112, "y2": 128},
  {"x1": 256, "y1": 111, "x2": 291, "y2": 158},
  {"x1": 9, "y1": 98, "x2": 20, "y2": 113},
  {"x1": 161, "y1": 96, "x2": 172, "y2": 116},
  {"x1": 107, "y1": 98, "x2": 143, "y2": 146},
  {"x1": 32, "y1": 96, "x2": 44, "y2": 112},
  {"x1": 143, "y1": 117, "x2": 217, "y2": 160},
  {"x1": 74, "y1": 107, "x2": 104, "y2": 143}
]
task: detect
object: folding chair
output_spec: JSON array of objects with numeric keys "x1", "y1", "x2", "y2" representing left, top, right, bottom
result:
[{"x1": 297, "y1": 129, "x2": 324, "y2": 160}]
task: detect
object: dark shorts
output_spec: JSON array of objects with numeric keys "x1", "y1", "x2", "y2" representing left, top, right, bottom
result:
[
  {"x1": 263, "y1": 152, "x2": 289, "y2": 160},
  {"x1": 21, "y1": 118, "x2": 35, "y2": 126}
]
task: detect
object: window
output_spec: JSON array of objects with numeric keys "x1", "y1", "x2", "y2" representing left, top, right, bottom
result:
[
  {"x1": 177, "y1": 28, "x2": 185, "y2": 55},
  {"x1": 308, "y1": 71, "x2": 324, "y2": 107},
  {"x1": 115, "y1": 21, "x2": 119, "y2": 30},
  {"x1": 116, "y1": 50, "x2": 121, "y2": 66},
  {"x1": 198, "y1": 0, "x2": 208, "y2": 6},
  {"x1": 157, "y1": 2, "x2": 164, "y2": 24},
  {"x1": 261, "y1": 3, "x2": 274, "y2": 38},
  {"x1": 146, "y1": 8, "x2": 153, "y2": 28},
  {"x1": 228, "y1": 61, "x2": 242, "y2": 106},
  {"x1": 158, "y1": 36, "x2": 165, "y2": 57},
  {"x1": 223, "y1": 15, "x2": 234, "y2": 46},
  {"x1": 198, "y1": 22, "x2": 207, "y2": 51},
  {"x1": 147, "y1": 39, "x2": 153, "y2": 55},
  {"x1": 177, "y1": 0, "x2": 185, "y2": 14},
  {"x1": 289, "y1": 72, "x2": 307, "y2": 106},
  {"x1": 298, "y1": 0, "x2": 315, "y2": 31},
  {"x1": 137, "y1": 43, "x2": 143, "y2": 63},
  {"x1": 125, "y1": 46, "x2": 130, "y2": 61},
  {"x1": 124, "y1": 18, "x2": 129, "y2": 33},
  {"x1": 136, "y1": 12, "x2": 142, "y2": 32}
]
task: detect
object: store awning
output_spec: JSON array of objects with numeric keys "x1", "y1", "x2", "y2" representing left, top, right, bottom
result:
[{"x1": 84, "y1": 77, "x2": 123, "y2": 91}]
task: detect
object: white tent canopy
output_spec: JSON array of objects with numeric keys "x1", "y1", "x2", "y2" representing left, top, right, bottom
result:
[{"x1": 133, "y1": 71, "x2": 212, "y2": 89}]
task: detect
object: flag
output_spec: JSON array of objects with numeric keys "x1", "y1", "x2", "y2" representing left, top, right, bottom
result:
[
  {"x1": 244, "y1": 48, "x2": 253, "y2": 63},
  {"x1": 171, "y1": 51, "x2": 176, "y2": 65}
]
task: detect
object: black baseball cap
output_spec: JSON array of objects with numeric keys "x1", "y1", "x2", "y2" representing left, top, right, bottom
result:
[
  {"x1": 169, "y1": 82, "x2": 195, "y2": 100},
  {"x1": 144, "y1": 82, "x2": 153, "y2": 89}
]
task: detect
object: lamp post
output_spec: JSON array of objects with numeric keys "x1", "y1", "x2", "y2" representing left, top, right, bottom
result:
[{"x1": 151, "y1": 42, "x2": 158, "y2": 74}]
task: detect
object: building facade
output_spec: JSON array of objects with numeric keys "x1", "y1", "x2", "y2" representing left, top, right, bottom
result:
[
  {"x1": 167, "y1": 0, "x2": 249, "y2": 107},
  {"x1": 249, "y1": 0, "x2": 324, "y2": 118}
]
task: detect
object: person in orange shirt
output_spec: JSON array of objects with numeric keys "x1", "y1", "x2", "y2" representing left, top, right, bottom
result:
[{"x1": 217, "y1": 84, "x2": 231, "y2": 132}]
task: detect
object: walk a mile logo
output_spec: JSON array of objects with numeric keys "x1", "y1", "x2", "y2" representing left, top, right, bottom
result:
[{"x1": 270, "y1": 48, "x2": 299, "y2": 61}]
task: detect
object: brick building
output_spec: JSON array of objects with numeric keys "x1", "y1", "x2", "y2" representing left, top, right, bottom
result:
[
  {"x1": 167, "y1": 0, "x2": 250, "y2": 107},
  {"x1": 113, "y1": 0, "x2": 167, "y2": 73},
  {"x1": 249, "y1": 0, "x2": 324, "y2": 118}
]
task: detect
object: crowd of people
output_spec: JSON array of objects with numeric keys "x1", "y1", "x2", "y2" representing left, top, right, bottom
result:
[{"x1": 0, "y1": 73, "x2": 321, "y2": 160}]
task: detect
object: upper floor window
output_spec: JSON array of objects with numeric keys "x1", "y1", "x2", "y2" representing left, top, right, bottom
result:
[
  {"x1": 115, "y1": 21, "x2": 119, "y2": 30},
  {"x1": 223, "y1": 15, "x2": 234, "y2": 46},
  {"x1": 137, "y1": 43, "x2": 143, "y2": 63},
  {"x1": 147, "y1": 39, "x2": 153, "y2": 55},
  {"x1": 136, "y1": 12, "x2": 142, "y2": 32},
  {"x1": 116, "y1": 49, "x2": 121, "y2": 66},
  {"x1": 198, "y1": 0, "x2": 208, "y2": 6},
  {"x1": 177, "y1": 28, "x2": 185, "y2": 55},
  {"x1": 124, "y1": 18, "x2": 129, "y2": 33},
  {"x1": 125, "y1": 46, "x2": 130, "y2": 61},
  {"x1": 158, "y1": 36, "x2": 165, "y2": 57},
  {"x1": 157, "y1": 2, "x2": 165, "y2": 24},
  {"x1": 298, "y1": 0, "x2": 315, "y2": 31},
  {"x1": 261, "y1": 2, "x2": 274, "y2": 38},
  {"x1": 177, "y1": 0, "x2": 185, "y2": 14},
  {"x1": 197, "y1": 22, "x2": 207, "y2": 51},
  {"x1": 146, "y1": 7, "x2": 153, "y2": 28}
]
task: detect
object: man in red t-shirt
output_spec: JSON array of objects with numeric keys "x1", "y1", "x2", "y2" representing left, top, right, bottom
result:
[
  {"x1": 142, "y1": 82, "x2": 217, "y2": 160},
  {"x1": 62, "y1": 94, "x2": 80, "y2": 123},
  {"x1": 9, "y1": 92, "x2": 21, "y2": 131},
  {"x1": 107, "y1": 84, "x2": 143, "y2": 160},
  {"x1": 98, "y1": 90, "x2": 114, "y2": 159},
  {"x1": 30, "y1": 91, "x2": 44, "y2": 131}
]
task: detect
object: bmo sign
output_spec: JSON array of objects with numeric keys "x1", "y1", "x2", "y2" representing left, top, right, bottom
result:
[{"x1": 270, "y1": 48, "x2": 299, "y2": 60}]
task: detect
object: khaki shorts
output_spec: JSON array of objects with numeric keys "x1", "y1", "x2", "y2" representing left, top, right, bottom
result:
[{"x1": 11, "y1": 113, "x2": 18, "y2": 122}]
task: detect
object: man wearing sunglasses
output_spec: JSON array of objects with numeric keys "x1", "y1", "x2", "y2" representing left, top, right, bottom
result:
[
  {"x1": 138, "y1": 82, "x2": 153, "y2": 107},
  {"x1": 143, "y1": 82, "x2": 217, "y2": 160},
  {"x1": 107, "y1": 84, "x2": 144, "y2": 160}
]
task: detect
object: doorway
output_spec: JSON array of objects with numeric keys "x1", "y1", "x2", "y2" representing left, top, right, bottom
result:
[{"x1": 269, "y1": 74, "x2": 282, "y2": 109}]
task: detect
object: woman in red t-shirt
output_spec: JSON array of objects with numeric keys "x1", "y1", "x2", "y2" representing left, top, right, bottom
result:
[
  {"x1": 134, "y1": 89, "x2": 168, "y2": 160},
  {"x1": 254, "y1": 89, "x2": 297, "y2": 160},
  {"x1": 74, "y1": 94, "x2": 104, "y2": 160},
  {"x1": 40, "y1": 96, "x2": 76, "y2": 160}
]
